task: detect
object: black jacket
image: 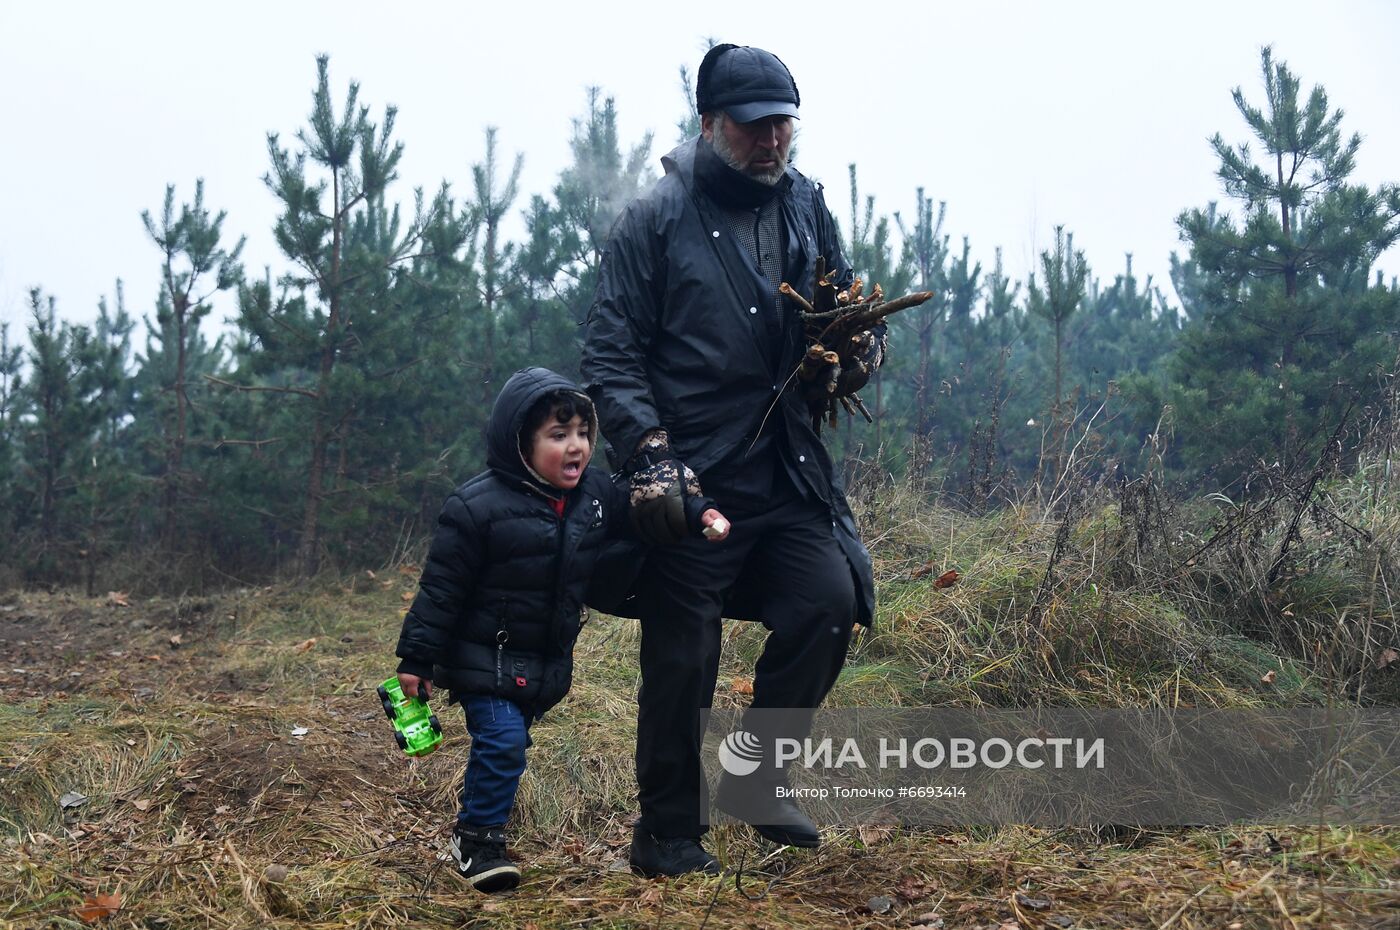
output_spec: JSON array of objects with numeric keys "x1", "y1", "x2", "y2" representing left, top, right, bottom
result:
[
  {"x1": 394, "y1": 368, "x2": 619, "y2": 715},
  {"x1": 581, "y1": 138, "x2": 876, "y2": 624}
]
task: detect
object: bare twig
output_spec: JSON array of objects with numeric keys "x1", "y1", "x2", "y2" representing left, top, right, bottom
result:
[{"x1": 204, "y1": 375, "x2": 319, "y2": 401}]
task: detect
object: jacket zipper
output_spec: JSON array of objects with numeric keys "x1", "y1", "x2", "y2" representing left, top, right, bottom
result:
[
  {"x1": 495, "y1": 598, "x2": 509, "y2": 691},
  {"x1": 552, "y1": 503, "x2": 568, "y2": 647}
]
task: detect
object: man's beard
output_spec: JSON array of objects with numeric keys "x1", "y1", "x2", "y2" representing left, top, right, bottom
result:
[{"x1": 711, "y1": 118, "x2": 789, "y2": 186}]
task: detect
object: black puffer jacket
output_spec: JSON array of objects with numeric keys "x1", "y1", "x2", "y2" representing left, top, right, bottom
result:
[
  {"x1": 394, "y1": 368, "x2": 619, "y2": 716},
  {"x1": 581, "y1": 137, "x2": 876, "y2": 624}
]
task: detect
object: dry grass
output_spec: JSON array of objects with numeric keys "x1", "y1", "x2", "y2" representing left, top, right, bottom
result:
[{"x1": 2, "y1": 483, "x2": 1398, "y2": 928}]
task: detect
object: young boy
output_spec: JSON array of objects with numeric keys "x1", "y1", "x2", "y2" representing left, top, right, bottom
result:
[{"x1": 394, "y1": 367, "x2": 728, "y2": 892}]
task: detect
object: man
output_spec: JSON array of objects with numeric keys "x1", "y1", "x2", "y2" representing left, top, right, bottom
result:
[{"x1": 581, "y1": 43, "x2": 878, "y2": 877}]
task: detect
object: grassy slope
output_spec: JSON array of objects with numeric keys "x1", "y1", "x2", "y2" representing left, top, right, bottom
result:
[{"x1": 2, "y1": 493, "x2": 1397, "y2": 929}]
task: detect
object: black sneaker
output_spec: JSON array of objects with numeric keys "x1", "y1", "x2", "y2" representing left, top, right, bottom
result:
[
  {"x1": 451, "y1": 824, "x2": 521, "y2": 892},
  {"x1": 628, "y1": 824, "x2": 722, "y2": 878}
]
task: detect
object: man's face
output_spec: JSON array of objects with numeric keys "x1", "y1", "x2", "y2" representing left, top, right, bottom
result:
[
  {"x1": 527, "y1": 412, "x2": 592, "y2": 490},
  {"x1": 703, "y1": 112, "x2": 793, "y2": 186}
]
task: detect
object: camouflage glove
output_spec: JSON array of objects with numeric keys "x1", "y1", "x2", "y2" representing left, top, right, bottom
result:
[
  {"x1": 625, "y1": 432, "x2": 704, "y2": 546},
  {"x1": 797, "y1": 324, "x2": 888, "y2": 408}
]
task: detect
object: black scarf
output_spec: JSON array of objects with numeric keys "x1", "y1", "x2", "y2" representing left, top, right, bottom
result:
[{"x1": 693, "y1": 137, "x2": 793, "y2": 210}]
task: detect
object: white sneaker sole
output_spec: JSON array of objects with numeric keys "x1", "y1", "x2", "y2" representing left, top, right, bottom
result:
[
  {"x1": 464, "y1": 863, "x2": 520, "y2": 892},
  {"x1": 451, "y1": 835, "x2": 521, "y2": 892}
]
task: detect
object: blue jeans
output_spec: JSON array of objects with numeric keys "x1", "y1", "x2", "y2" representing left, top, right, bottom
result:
[{"x1": 458, "y1": 695, "x2": 533, "y2": 828}]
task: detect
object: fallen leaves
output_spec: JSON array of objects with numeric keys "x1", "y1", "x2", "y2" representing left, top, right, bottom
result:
[
  {"x1": 292, "y1": 637, "x2": 317, "y2": 653},
  {"x1": 59, "y1": 791, "x2": 88, "y2": 810},
  {"x1": 730, "y1": 677, "x2": 753, "y2": 696},
  {"x1": 895, "y1": 874, "x2": 939, "y2": 901},
  {"x1": 1260, "y1": 669, "x2": 1277, "y2": 685},
  {"x1": 910, "y1": 563, "x2": 961, "y2": 589},
  {"x1": 75, "y1": 892, "x2": 122, "y2": 922},
  {"x1": 1376, "y1": 647, "x2": 1398, "y2": 670},
  {"x1": 105, "y1": 591, "x2": 130, "y2": 608}
]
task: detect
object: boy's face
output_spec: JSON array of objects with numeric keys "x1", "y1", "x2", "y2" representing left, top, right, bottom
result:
[{"x1": 527, "y1": 413, "x2": 592, "y2": 490}]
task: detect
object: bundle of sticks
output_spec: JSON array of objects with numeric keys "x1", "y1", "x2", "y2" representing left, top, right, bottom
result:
[{"x1": 780, "y1": 257, "x2": 933, "y2": 432}]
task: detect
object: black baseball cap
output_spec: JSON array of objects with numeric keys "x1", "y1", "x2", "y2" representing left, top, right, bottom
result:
[{"x1": 695, "y1": 44, "x2": 801, "y2": 123}]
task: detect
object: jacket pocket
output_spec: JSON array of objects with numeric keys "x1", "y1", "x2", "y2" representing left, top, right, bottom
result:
[{"x1": 498, "y1": 649, "x2": 545, "y2": 706}]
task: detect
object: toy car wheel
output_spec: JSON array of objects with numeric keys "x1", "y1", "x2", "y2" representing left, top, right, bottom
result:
[
  {"x1": 429, "y1": 715, "x2": 441, "y2": 734},
  {"x1": 376, "y1": 685, "x2": 390, "y2": 702},
  {"x1": 395, "y1": 731, "x2": 408, "y2": 750},
  {"x1": 382, "y1": 699, "x2": 396, "y2": 720}
]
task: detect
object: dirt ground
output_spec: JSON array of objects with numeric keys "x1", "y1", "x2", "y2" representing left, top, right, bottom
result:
[{"x1": 2, "y1": 588, "x2": 1397, "y2": 929}]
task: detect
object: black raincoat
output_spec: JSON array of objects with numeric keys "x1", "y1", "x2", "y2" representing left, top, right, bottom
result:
[{"x1": 581, "y1": 138, "x2": 876, "y2": 625}]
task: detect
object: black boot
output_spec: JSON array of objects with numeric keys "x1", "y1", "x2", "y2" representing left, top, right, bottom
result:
[
  {"x1": 628, "y1": 824, "x2": 721, "y2": 877},
  {"x1": 713, "y1": 773, "x2": 821, "y2": 848},
  {"x1": 450, "y1": 824, "x2": 521, "y2": 892}
]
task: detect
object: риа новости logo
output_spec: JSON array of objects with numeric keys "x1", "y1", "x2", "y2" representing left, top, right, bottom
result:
[{"x1": 718, "y1": 730, "x2": 763, "y2": 776}]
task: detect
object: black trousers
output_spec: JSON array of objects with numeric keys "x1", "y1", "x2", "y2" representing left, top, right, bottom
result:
[{"x1": 634, "y1": 491, "x2": 856, "y2": 838}]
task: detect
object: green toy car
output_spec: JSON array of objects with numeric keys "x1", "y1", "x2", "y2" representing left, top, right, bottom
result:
[{"x1": 377, "y1": 676, "x2": 443, "y2": 756}]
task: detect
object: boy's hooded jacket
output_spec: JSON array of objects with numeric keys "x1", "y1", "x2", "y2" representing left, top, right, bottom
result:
[{"x1": 395, "y1": 368, "x2": 618, "y2": 715}]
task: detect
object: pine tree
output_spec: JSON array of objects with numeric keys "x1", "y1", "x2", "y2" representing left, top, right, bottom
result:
[
  {"x1": 1026, "y1": 225, "x2": 1089, "y2": 471},
  {"x1": 551, "y1": 88, "x2": 655, "y2": 322},
  {"x1": 966, "y1": 248, "x2": 1025, "y2": 502},
  {"x1": 942, "y1": 236, "x2": 984, "y2": 400},
  {"x1": 981, "y1": 247, "x2": 1025, "y2": 373},
  {"x1": 839, "y1": 164, "x2": 914, "y2": 458},
  {"x1": 927, "y1": 236, "x2": 987, "y2": 473},
  {"x1": 1073, "y1": 255, "x2": 1179, "y2": 398},
  {"x1": 0, "y1": 322, "x2": 27, "y2": 565},
  {"x1": 467, "y1": 127, "x2": 524, "y2": 404},
  {"x1": 496, "y1": 194, "x2": 578, "y2": 380},
  {"x1": 1161, "y1": 47, "x2": 1400, "y2": 483},
  {"x1": 892, "y1": 189, "x2": 949, "y2": 469},
  {"x1": 68, "y1": 284, "x2": 139, "y2": 587},
  {"x1": 229, "y1": 55, "x2": 457, "y2": 574},
  {"x1": 19, "y1": 289, "x2": 102, "y2": 573},
  {"x1": 91, "y1": 285, "x2": 136, "y2": 451},
  {"x1": 140, "y1": 180, "x2": 245, "y2": 546}
]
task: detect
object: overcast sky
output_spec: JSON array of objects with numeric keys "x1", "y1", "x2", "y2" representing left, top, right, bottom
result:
[{"x1": 2, "y1": 0, "x2": 1397, "y2": 343}]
